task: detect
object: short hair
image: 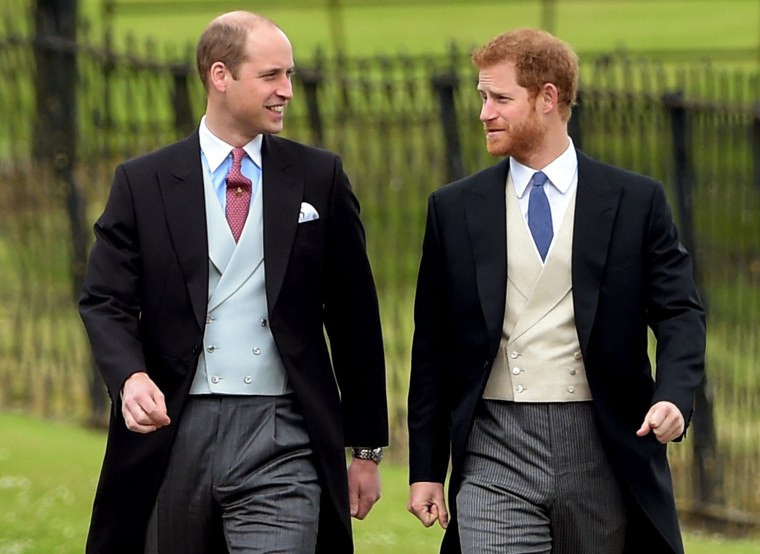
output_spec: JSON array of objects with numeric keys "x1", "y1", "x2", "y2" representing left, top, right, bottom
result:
[
  {"x1": 196, "y1": 11, "x2": 279, "y2": 91},
  {"x1": 472, "y1": 28, "x2": 579, "y2": 120}
]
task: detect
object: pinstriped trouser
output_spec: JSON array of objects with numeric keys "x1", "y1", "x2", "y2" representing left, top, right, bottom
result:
[
  {"x1": 144, "y1": 394, "x2": 320, "y2": 554},
  {"x1": 457, "y1": 401, "x2": 626, "y2": 554}
]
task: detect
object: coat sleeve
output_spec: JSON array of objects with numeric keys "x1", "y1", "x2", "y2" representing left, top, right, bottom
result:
[
  {"x1": 408, "y1": 194, "x2": 454, "y2": 484},
  {"x1": 644, "y1": 182, "x2": 706, "y2": 430},
  {"x1": 79, "y1": 164, "x2": 146, "y2": 406},
  {"x1": 322, "y1": 155, "x2": 389, "y2": 447}
]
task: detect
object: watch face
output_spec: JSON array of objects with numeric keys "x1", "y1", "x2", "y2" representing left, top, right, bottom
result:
[{"x1": 353, "y1": 447, "x2": 382, "y2": 463}]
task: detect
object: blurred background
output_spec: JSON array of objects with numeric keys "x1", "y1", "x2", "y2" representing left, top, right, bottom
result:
[{"x1": 0, "y1": 0, "x2": 759, "y2": 552}]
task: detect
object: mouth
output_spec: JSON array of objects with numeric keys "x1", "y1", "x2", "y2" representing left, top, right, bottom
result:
[{"x1": 266, "y1": 105, "x2": 285, "y2": 114}]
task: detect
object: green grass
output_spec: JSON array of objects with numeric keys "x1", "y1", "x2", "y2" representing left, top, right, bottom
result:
[
  {"x1": 1, "y1": 412, "x2": 758, "y2": 554},
  {"x1": 0, "y1": 413, "x2": 104, "y2": 554},
  {"x1": 75, "y1": 0, "x2": 760, "y2": 65}
]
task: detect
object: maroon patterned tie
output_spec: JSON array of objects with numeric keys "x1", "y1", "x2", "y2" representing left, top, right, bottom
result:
[{"x1": 225, "y1": 147, "x2": 252, "y2": 242}]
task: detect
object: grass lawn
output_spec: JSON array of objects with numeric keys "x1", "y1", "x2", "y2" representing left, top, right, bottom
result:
[
  {"x1": 1, "y1": 412, "x2": 759, "y2": 553},
  {"x1": 75, "y1": 0, "x2": 760, "y2": 65}
]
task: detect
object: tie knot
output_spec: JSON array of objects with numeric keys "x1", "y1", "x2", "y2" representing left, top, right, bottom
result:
[
  {"x1": 231, "y1": 147, "x2": 246, "y2": 169},
  {"x1": 227, "y1": 147, "x2": 252, "y2": 189},
  {"x1": 532, "y1": 171, "x2": 548, "y2": 187}
]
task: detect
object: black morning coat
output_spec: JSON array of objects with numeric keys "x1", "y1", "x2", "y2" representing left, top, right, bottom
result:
[
  {"x1": 80, "y1": 131, "x2": 389, "y2": 553},
  {"x1": 408, "y1": 151, "x2": 705, "y2": 554}
]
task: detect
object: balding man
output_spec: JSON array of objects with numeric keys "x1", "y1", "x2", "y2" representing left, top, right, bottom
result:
[{"x1": 80, "y1": 11, "x2": 388, "y2": 553}]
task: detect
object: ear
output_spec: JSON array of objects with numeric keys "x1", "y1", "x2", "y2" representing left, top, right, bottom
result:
[
  {"x1": 208, "y1": 61, "x2": 228, "y2": 93},
  {"x1": 538, "y1": 83, "x2": 559, "y2": 115}
]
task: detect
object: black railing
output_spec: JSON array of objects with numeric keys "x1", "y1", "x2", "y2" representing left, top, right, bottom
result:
[{"x1": 1, "y1": 9, "x2": 759, "y2": 530}]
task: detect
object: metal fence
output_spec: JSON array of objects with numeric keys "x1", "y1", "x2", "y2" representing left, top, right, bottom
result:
[{"x1": 1, "y1": 8, "x2": 759, "y2": 531}]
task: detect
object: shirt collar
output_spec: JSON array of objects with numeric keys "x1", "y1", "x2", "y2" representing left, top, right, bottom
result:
[
  {"x1": 199, "y1": 115, "x2": 263, "y2": 172},
  {"x1": 510, "y1": 137, "x2": 577, "y2": 198}
]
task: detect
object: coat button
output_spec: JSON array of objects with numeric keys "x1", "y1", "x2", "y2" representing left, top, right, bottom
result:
[
  {"x1": 516, "y1": 385, "x2": 525, "y2": 393},
  {"x1": 260, "y1": 318, "x2": 268, "y2": 327},
  {"x1": 510, "y1": 351, "x2": 519, "y2": 359},
  {"x1": 574, "y1": 352, "x2": 582, "y2": 360},
  {"x1": 211, "y1": 376, "x2": 220, "y2": 384},
  {"x1": 244, "y1": 376, "x2": 253, "y2": 384},
  {"x1": 568, "y1": 386, "x2": 575, "y2": 393},
  {"x1": 512, "y1": 367, "x2": 521, "y2": 375},
  {"x1": 569, "y1": 368, "x2": 577, "y2": 375},
  {"x1": 253, "y1": 347, "x2": 261, "y2": 355},
  {"x1": 207, "y1": 345, "x2": 217, "y2": 353}
]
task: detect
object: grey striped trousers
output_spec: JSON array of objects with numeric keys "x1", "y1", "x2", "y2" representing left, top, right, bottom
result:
[
  {"x1": 144, "y1": 394, "x2": 320, "y2": 554},
  {"x1": 457, "y1": 401, "x2": 626, "y2": 553}
]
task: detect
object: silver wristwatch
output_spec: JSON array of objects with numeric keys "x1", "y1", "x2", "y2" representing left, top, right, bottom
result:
[{"x1": 351, "y1": 447, "x2": 383, "y2": 464}]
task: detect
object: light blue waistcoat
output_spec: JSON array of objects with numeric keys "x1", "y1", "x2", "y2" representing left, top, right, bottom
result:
[{"x1": 188, "y1": 160, "x2": 291, "y2": 395}]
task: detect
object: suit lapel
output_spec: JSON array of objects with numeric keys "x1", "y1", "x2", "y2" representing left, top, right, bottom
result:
[
  {"x1": 158, "y1": 132, "x2": 209, "y2": 330},
  {"x1": 464, "y1": 159, "x2": 509, "y2": 344},
  {"x1": 202, "y1": 157, "x2": 236, "y2": 275},
  {"x1": 262, "y1": 135, "x2": 303, "y2": 312},
  {"x1": 572, "y1": 151, "x2": 622, "y2": 352}
]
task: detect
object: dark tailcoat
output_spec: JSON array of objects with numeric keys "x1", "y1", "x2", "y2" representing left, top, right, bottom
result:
[
  {"x1": 80, "y1": 132, "x2": 388, "y2": 553},
  {"x1": 408, "y1": 151, "x2": 705, "y2": 553}
]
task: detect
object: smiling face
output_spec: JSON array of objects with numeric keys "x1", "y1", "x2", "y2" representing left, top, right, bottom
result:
[
  {"x1": 477, "y1": 60, "x2": 546, "y2": 163},
  {"x1": 202, "y1": 19, "x2": 295, "y2": 145},
  {"x1": 223, "y1": 25, "x2": 294, "y2": 137}
]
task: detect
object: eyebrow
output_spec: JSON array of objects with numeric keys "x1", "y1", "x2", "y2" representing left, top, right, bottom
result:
[
  {"x1": 477, "y1": 85, "x2": 504, "y2": 94},
  {"x1": 257, "y1": 65, "x2": 295, "y2": 75}
]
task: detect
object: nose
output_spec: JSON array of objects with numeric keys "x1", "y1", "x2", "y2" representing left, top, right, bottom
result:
[
  {"x1": 278, "y1": 75, "x2": 293, "y2": 99},
  {"x1": 480, "y1": 99, "x2": 495, "y2": 122}
]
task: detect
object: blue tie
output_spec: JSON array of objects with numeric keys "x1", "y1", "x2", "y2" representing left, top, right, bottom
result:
[{"x1": 528, "y1": 171, "x2": 553, "y2": 261}]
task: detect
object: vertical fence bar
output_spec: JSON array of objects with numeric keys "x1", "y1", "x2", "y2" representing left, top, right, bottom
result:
[
  {"x1": 664, "y1": 92, "x2": 696, "y2": 252},
  {"x1": 34, "y1": 0, "x2": 108, "y2": 423},
  {"x1": 172, "y1": 61, "x2": 195, "y2": 138},
  {"x1": 664, "y1": 90, "x2": 722, "y2": 510},
  {"x1": 432, "y1": 72, "x2": 464, "y2": 183},
  {"x1": 569, "y1": 89, "x2": 583, "y2": 151},
  {"x1": 34, "y1": 0, "x2": 77, "y2": 163},
  {"x1": 753, "y1": 103, "x2": 760, "y2": 190},
  {"x1": 540, "y1": 0, "x2": 558, "y2": 34},
  {"x1": 299, "y1": 66, "x2": 325, "y2": 147}
]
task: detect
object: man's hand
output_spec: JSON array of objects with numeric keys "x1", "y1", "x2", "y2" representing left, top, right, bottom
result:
[
  {"x1": 120, "y1": 372, "x2": 171, "y2": 433},
  {"x1": 636, "y1": 400, "x2": 684, "y2": 443},
  {"x1": 408, "y1": 481, "x2": 448, "y2": 529},
  {"x1": 347, "y1": 458, "x2": 381, "y2": 520}
]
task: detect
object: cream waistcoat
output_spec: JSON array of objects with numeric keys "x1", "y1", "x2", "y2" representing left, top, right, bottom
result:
[{"x1": 483, "y1": 174, "x2": 592, "y2": 402}]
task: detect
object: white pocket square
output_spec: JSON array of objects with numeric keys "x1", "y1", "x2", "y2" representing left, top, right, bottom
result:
[{"x1": 298, "y1": 202, "x2": 320, "y2": 223}]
